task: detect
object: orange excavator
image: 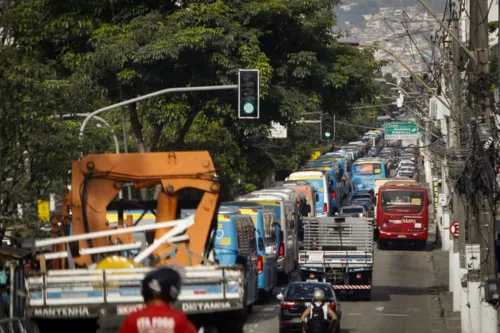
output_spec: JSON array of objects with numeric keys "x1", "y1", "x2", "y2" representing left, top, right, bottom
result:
[{"x1": 25, "y1": 152, "x2": 246, "y2": 333}]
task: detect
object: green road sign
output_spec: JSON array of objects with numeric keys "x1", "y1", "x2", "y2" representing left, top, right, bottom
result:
[{"x1": 383, "y1": 122, "x2": 418, "y2": 139}]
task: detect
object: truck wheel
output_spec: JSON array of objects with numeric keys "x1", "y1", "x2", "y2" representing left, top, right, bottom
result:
[
  {"x1": 361, "y1": 289, "x2": 372, "y2": 301},
  {"x1": 218, "y1": 317, "x2": 244, "y2": 333},
  {"x1": 377, "y1": 240, "x2": 387, "y2": 250},
  {"x1": 97, "y1": 316, "x2": 124, "y2": 333}
]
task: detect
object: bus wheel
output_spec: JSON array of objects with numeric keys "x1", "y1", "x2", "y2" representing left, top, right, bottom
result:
[{"x1": 415, "y1": 240, "x2": 427, "y2": 251}]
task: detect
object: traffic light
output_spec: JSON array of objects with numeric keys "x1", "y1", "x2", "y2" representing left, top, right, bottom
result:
[
  {"x1": 321, "y1": 114, "x2": 334, "y2": 140},
  {"x1": 238, "y1": 69, "x2": 260, "y2": 119}
]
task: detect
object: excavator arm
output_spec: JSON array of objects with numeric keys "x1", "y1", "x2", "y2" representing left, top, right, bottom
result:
[{"x1": 60, "y1": 151, "x2": 220, "y2": 266}]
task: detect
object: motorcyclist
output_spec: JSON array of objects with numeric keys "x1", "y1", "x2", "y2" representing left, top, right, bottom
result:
[
  {"x1": 119, "y1": 266, "x2": 197, "y2": 333},
  {"x1": 300, "y1": 289, "x2": 337, "y2": 333}
]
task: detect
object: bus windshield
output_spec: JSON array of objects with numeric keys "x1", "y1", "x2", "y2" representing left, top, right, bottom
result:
[
  {"x1": 381, "y1": 190, "x2": 424, "y2": 214},
  {"x1": 354, "y1": 163, "x2": 382, "y2": 176}
]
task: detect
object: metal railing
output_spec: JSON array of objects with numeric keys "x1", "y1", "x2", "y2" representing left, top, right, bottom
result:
[{"x1": 0, "y1": 318, "x2": 26, "y2": 333}]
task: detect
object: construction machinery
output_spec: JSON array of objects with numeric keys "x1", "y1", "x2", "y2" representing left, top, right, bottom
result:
[{"x1": 24, "y1": 152, "x2": 246, "y2": 333}]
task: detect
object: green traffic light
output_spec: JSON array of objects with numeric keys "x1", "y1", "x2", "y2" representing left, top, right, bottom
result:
[
  {"x1": 324, "y1": 132, "x2": 331, "y2": 137},
  {"x1": 243, "y1": 103, "x2": 255, "y2": 114}
]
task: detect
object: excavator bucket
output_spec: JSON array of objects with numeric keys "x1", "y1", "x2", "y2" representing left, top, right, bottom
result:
[{"x1": 59, "y1": 152, "x2": 220, "y2": 267}]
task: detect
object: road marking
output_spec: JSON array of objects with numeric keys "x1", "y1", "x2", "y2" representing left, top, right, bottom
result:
[
  {"x1": 347, "y1": 313, "x2": 364, "y2": 316},
  {"x1": 376, "y1": 314, "x2": 410, "y2": 317},
  {"x1": 375, "y1": 306, "x2": 384, "y2": 312}
]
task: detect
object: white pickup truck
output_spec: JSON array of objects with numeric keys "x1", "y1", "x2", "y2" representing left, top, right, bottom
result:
[{"x1": 298, "y1": 217, "x2": 374, "y2": 300}]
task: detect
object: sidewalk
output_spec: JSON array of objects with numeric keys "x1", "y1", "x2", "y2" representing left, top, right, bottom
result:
[{"x1": 432, "y1": 249, "x2": 462, "y2": 333}]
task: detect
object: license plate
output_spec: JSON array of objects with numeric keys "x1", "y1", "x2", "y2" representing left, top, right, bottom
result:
[
  {"x1": 305, "y1": 302, "x2": 311, "y2": 307},
  {"x1": 291, "y1": 317, "x2": 302, "y2": 322},
  {"x1": 306, "y1": 279, "x2": 318, "y2": 282},
  {"x1": 398, "y1": 235, "x2": 407, "y2": 238}
]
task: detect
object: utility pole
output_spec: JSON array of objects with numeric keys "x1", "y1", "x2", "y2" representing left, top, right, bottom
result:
[
  {"x1": 448, "y1": 6, "x2": 467, "y2": 320},
  {"x1": 465, "y1": 0, "x2": 498, "y2": 330}
]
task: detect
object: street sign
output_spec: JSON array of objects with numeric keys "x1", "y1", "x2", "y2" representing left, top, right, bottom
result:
[
  {"x1": 450, "y1": 221, "x2": 459, "y2": 238},
  {"x1": 465, "y1": 244, "x2": 480, "y2": 270},
  {"x1": 269, "y1": 122, "x2": 287, "y2": 138},
  {"x1": 37, "y1": 200, "x2": 50, "y2": 222},
  {"x1": 383, "y1": 122, "x2": 419, "y2": 140}
]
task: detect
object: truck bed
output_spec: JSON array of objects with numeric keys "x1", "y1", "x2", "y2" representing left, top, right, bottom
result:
[
  {"x1": 25, "y1": 265, "x2": 244, "y2": 318},
  {"x1": 299, "y1": 217, "x2": 374, "y2": 291}
]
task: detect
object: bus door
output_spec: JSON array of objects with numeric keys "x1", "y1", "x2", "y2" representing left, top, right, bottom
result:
[{"x1": 235, "y1": 216, "x2": 259, "y2": 306}]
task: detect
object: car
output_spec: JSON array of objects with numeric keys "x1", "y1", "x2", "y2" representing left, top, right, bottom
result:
[
  {"x1": 348, "y1": 201, "x2": 373, "y2": 216},
  {"x1": 350, "y1": 198, "x2": 372, "y2": 208},
  {"x1": 351, "y1": 192, "x2": 373, "y2": 203},
  {"x1": 398, "y1": 160, "x2": 415, "y2": 169},
  {"x1": 354, "y1": 190, "x2": 374, "y2": 199},
  {"x1": 339, "y1": 205, "x2": 368, "y2": 217},
  {"x1": 403, "y1": 147, "x2": 419, "y2": 157},
  {"x1": 400, "y1": 154, "x2": 416, "y2": 162},
  {"x1": 396, "y1": 171, "x2": 417, "y2": 179},
  {"x1": 278, "y1": 281, "x2": 342, "y2": 333}
]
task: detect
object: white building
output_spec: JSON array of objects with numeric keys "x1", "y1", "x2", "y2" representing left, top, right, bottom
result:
[{"x1": 458, "y1": 0, "x2": 498, "y2": 47}]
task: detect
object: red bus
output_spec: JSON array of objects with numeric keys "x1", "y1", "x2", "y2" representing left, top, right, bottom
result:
[{"x1": 376, "y1": 182, "x2": 429, "y2": 250}]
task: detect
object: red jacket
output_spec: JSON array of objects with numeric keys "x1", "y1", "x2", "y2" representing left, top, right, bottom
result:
[{"x1": 119, "y1": 303, "x2": 197, "y2": 333}]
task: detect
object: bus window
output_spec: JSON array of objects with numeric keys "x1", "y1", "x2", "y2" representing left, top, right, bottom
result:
[
  {"x1": 354, "y1": 163, "x2": 382, "y2": 175},
  {"x1": 381, "y1": 190, "x2": 425, "y2": 213}
]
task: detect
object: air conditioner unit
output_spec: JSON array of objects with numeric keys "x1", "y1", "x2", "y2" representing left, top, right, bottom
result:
[
  {"x1": 429, "y1": 97, "x2": 438, "y2": 119},
  {"x1": 428, "y1": 97, "x2": 451, "y2": 120}
]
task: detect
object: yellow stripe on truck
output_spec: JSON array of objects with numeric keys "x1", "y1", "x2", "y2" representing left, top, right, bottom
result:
[{"x1": 289, "y1": 176, "x2": 323, "y2": 180}]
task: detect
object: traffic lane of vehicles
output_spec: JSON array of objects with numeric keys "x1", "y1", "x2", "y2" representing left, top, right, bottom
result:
[{"x1": 244, "y1": 245, "x2": 438, "y2": 333}]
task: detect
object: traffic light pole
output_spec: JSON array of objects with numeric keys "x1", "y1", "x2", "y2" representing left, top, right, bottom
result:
[{"x1": 79, "y1": 85, "x2": 239, "y2": 140}]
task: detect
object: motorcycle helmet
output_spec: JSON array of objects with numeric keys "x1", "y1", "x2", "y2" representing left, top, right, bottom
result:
[
  {"x1": 141, "y1": 267, "x2": 182, "y2": 303},
  {"x1": 312, "y1": 288, "x2": 325, "y2": 301}
]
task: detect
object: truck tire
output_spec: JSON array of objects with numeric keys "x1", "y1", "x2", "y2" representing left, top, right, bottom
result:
[
  {"x1": 217, "y1": 317, "x2": 244, "y2": 333},
  {"x1": 377, "y1": 239, "x2": 387, "y2": 250},
  {"x1": 97, "y1": 315, "x2": 124, "y2": 333}
]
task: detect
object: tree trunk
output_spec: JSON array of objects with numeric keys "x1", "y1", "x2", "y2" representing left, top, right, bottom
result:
[{"x1": 128, "y1": 102, "x2": 148, "y2": 200}]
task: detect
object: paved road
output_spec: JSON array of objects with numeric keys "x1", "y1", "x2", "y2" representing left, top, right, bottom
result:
[{"x1": 244, "y1": 245, "x2": 438, "y2": 333}]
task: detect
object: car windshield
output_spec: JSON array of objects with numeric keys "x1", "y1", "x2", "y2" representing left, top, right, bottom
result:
[
  {"x1": 352, "y1": 194, "x2": 371, "y2": 200},
  {"x1": 399, "y1": 173, "x2": 414, "y2": 178},
  {"x1": 341, "y1": 207, "x2": 364, "y2": 213},
  {"x1": 285, "y1": 283, "x2": 334, "y2": 299}
]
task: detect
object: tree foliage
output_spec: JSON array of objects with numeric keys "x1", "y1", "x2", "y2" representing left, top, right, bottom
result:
[{"x1": 0, "y1": 0, "x2": 384, "y2": 224}]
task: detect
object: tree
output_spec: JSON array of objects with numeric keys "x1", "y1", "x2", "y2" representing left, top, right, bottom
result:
[{"x1": 0, "y1": 0, "x2": 384, "y2": 208}]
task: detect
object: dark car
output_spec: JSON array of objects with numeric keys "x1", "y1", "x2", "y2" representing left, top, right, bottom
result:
[
  {"x1": 278, "y1": 282, "x2": 342, "y2": 333},
  {"x1": 351, "y1": 192, "x2": 374, "y2": 204}
]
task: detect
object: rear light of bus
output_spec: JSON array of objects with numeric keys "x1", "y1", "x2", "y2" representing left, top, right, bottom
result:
[
  {"x1": 332, "y1": 191, "x2": 337, "y2": 200},
  {"x1": 279, "y1": 243, "x2": 285, "y2": 258},
  {"x1": 257, "y1": 256, "x2": 263, "y2": 274},
  {"x1": 323, "y1": 203, "x2": 328, "y2": 214}
]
